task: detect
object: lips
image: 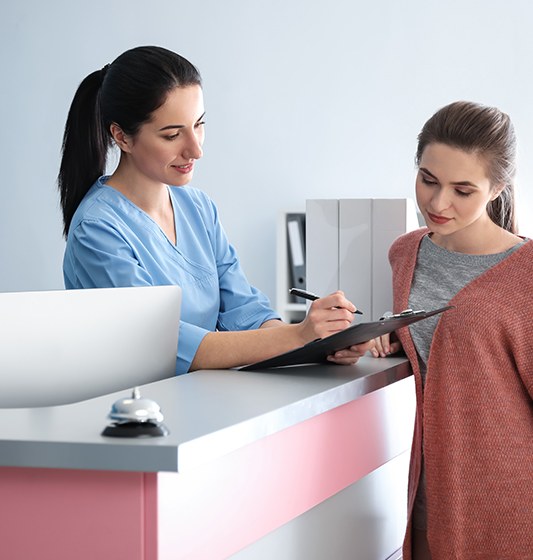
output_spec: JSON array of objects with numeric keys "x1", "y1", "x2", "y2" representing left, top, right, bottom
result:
[
  {"x1": 427, "y1": 212, "x2": 452, "y2": 225},
  {"x1": 173, "y1": 163, "x2": 194, "y2": 174}
]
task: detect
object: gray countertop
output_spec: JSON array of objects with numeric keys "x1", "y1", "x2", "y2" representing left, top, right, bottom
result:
[{"x1": 0, "y1": 357, "x2": 410, "y2": 473}]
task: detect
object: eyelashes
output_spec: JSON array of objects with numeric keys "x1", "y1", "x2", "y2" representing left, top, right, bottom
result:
[
  {"x1": 421, "y1": 177, "x2": 472, "y2": 197},
  {"x1": 164, "y1": 121, "x2": 205, "y2": 141}
]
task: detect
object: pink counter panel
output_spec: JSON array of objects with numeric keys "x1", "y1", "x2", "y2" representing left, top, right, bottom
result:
[{"x1": 0, "y1": 358, "x2": 415, "y2": 559}]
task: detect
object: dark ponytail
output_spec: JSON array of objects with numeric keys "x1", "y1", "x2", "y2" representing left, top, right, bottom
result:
[
  {"x1": 58, "y1": 68, "x2": 110, "y2": 237},
  {"x1": 58, "y1": 46, "x2": 202, "y2": 238}
]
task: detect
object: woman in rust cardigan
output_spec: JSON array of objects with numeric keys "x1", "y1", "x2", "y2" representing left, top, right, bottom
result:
[{"x1": 374, "y1": 101, "x2": 533, "y2": 559}]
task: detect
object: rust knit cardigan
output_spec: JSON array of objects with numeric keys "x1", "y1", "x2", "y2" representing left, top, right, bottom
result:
[{"x1": 389, "y1": 228, "x2": 533, "y2": 560}]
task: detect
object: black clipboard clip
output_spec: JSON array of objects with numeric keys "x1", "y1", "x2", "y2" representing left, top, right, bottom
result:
[{"x1": 379, "y1": 309, "x2": 426, "y2": 321}]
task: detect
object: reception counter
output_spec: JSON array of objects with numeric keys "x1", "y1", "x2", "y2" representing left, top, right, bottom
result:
[{"x1": 0, "y1": 356, "x2": 415, "y2": 559}]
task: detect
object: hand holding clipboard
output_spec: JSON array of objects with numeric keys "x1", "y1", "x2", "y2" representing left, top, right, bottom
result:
[{"x1": 240, "y1": 305, "x2": 453, "y2": 371}]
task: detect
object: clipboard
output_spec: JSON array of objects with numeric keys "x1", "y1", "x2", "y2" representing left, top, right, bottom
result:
[{"x1": 240, "y1": 306, "x2": 453, "y2": 371}]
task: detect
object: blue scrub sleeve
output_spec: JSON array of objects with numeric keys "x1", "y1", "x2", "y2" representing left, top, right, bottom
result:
[
  {"x1": 176, "y1": 321, "x2": 210, "y2": 375},
  {"x1": 206, "y1": 199, "x2": 280, "y2": 332},
  {"x1": 65, "y1": 219, "x2": 154, "y2": 288},
  {"x1": 217, "y1": 243, "x2": 280, "y2": 330}
]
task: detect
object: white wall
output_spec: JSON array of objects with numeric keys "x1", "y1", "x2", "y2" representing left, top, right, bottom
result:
[{"x1": 1, "y1": 0, "x2": 532, "y2": 302}]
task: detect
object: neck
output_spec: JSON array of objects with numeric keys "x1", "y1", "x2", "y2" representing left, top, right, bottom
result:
[
  {"x1": 430, "y1": 216, "x2": 519, "y2": 255},
  {"x1": 107, "y1": 162, "x2": 169, "y2": 216}
]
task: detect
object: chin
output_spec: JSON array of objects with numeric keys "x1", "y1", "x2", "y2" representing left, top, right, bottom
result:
[{"x1": 170, "y1": 175, "x2": 193, "y2": 187}]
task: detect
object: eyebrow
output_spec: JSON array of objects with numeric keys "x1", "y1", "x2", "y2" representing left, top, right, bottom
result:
[
  {"x1": 419, "y1": 167, "x2": 479, "y2": 188},
  {"x1": 158, "y1": 124, "x2": 184, "y2": 131},
  {"x1": 158, "y1": 112, "x2": 206, "y2": 132}
]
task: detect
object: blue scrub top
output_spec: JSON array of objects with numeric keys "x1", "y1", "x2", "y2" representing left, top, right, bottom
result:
[{"x1": 63, "y1": 177, "x2": 280, "y2": 374}]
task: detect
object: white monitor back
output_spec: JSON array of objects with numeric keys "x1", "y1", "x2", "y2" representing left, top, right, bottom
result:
[
  {"x1": 0, "y1": 285, "x2": 181, "y2": 408},
  {"x1": 306, "y1": 198, "x2": 419, "y2": 321}
]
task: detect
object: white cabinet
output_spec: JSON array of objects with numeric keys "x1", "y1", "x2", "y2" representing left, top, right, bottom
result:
[{"x1": 306, "y1": 198, "x2": 419, "y2": 321}]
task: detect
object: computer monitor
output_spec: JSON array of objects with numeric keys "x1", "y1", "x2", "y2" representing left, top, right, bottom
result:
[{"x1": 0, "y1": 285, "x2": 181, "y2": 408}]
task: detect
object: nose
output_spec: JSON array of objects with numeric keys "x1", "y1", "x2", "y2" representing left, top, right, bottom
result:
[
  {"x1": 430, "y1": 187, "x2": 452, "y2": 213},
  {"x1": 183, "y1": 131, "x2": 203, "y2": 161}
]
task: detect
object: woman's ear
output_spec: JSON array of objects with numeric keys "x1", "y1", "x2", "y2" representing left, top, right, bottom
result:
[
  {"x1": 490, "y1": 184, "x2": 505, "y2": 201},
  {"x1": 109, "y1": 123, "x2": 132, "y2": 152}
]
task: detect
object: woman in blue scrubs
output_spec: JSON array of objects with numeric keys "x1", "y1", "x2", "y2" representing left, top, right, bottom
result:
[{"x1": 58, "y1": 46, "x2": 372, "y2": 374}]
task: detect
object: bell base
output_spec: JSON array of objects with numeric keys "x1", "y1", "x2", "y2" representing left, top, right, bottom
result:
[{"x1": 101, "y1": 421, "x2": 169, "y2": 438}]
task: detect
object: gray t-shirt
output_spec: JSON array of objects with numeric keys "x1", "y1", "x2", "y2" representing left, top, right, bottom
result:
[{"x1": 409, "y1": 235, "x2": 525, "y2": 377}]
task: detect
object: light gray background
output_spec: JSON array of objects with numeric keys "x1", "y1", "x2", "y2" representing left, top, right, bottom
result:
[{"x1": 1, "y1": 0, "x2": 532, "y2": 303}]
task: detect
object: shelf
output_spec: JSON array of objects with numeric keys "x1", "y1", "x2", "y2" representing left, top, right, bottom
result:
[{"x1": 276, "y1": 210, "x2": 306, "y2": 323}]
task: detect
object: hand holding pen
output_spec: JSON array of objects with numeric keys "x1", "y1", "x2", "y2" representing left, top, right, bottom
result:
[
  {"x1": 290, "y1": 287, "x2": 358, "y2": 338},
  {"x1": 290, "y1": 288, "x2": 373, "y2": 365},
  {"x1": 289, "y1": 288, "x2": 363, "y2": 315}
]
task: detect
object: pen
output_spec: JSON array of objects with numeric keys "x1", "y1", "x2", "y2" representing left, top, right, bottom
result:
[{"x1": 289, "y1": 288, "x2": 363, "y2": 315}]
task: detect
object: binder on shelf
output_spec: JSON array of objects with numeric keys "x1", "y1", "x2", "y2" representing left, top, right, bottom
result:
[{"x1": 286, "y1": 213, "x2": 306, "y2": 303}]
